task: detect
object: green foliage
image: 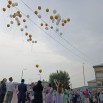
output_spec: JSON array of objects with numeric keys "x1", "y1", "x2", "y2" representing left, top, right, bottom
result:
[{"x1": 49, "y1": 70, "x2": 70, "y2": 88}]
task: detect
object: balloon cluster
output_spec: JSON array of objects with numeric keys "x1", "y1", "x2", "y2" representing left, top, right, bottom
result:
[
  {"x1": 34, "y1": 6, "x2": 71, "y2": 36},
  {"x1": 2, "y1": 1, "x2": 71, "y2": 43},
  {"x1": 35, "y1": 64, "x2": 42, "y2": 74},
  {"x1": 2, "y1": 1, "x2": 37, "y2": 44}
]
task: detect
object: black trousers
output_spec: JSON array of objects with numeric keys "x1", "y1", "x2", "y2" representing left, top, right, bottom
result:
[{"x1": 0, "y1": 93, "x2": 5, "y2": 103}]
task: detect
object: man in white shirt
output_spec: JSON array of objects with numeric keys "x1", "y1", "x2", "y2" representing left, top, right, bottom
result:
[{"x1": 6, "y1": 77, "x2": 15, "y2": 103}]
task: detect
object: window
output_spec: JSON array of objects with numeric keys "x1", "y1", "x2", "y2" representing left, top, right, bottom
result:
[{"x1": 96, "y1": 72, "x2": 103, "y2": 78}]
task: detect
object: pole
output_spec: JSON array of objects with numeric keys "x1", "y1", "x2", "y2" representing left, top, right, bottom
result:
[
  {"x1": 21, "y1": 69, "x2": 27, "y2": 80},
  {"x1": 21, "y1": 70, "x2": 23, "y2": 80},
  {"x1": 83, "y1": 63, "x2": 86, "y2": 86}
]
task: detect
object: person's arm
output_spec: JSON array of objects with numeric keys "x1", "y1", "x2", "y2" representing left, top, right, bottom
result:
[{"x1": 54, "y1": 80, "x2": 58, "y2": 88}]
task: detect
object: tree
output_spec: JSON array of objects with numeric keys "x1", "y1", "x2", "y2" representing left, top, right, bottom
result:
[{"x1": 49, "y1": 70, "x2": 70, "y2": 88}]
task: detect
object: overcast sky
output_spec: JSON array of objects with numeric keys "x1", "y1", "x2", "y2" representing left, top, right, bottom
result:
[{"x1": 0, "y1": 0, "x2": 103, "y2": 88}]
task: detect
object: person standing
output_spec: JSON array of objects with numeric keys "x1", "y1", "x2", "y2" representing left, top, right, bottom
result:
[
  {"x1": 17, "y1": 79, "x2": 27, "y2": 103},
  {"x1": 83, "y1": 89, "x2": 90, "y2": 103},
  {"x1": 99, "y1": 89, "x2": 103, "y2": 103},
  {"x1": 6, "y1": 77, "x2": 14, "y2": 103},
  {"x1": 0, "y1": 78, "x2": 7, "y2": 103},
  {"x1": 45, "y1": 83, "x2": 53, "y2": 103},
  {"x1": 63, "y1": 87, "x2": 69, "y2": 103},
  {"x1": 54, "y1": 80, "x2": 63, "y2": 103},
  {"x1": 33, "y1": 80, "x2": 43, "y2": 103}
]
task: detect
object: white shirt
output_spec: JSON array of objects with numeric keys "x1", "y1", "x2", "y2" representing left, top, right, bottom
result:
[
  {"x1": 99, "y1": 93, "x2": 103, "y2": 101},
  {"x1": 6, "y1": 81, "x2": 15, "y2": 92}
]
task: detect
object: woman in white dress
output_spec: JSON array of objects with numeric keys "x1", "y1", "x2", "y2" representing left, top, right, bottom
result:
[
  {"x1": 12, "y1": 86, "x2": 18, "y2": 103},
  {"x1": 54, "y1": 80, "x2": 63, "y2": 103}
]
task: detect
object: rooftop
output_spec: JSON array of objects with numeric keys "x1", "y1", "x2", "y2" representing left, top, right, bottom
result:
[
  {"x1": 93, "y1": 63, "x2": 103, "y2": 68},
  {"x1": 88, "y1": 79, "x2": 96, "y2": 83}
]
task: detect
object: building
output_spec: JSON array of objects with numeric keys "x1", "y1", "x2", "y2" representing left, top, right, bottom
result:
[
  {"x1": 88, "y1": 80, "x2": 97, "y2": 86},
  {"x1": 93, "y1": 63, "x2": 103, "y2": 86}
]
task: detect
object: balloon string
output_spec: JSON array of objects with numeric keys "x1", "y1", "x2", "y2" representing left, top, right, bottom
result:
[{"x1": 31, "y1": 43, "x2": 33, "y2": 52}]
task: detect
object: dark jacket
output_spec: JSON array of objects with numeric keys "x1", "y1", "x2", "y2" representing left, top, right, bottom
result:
[
  {"x1": 33, "y1": 83, "x2": 43, "y2": 103},
  {"x1": 0, "y1": 83, "x2": 6, "y2": 94},
  {"x1": 18, "y1": 83, "x2": 27, "y2": 94}
]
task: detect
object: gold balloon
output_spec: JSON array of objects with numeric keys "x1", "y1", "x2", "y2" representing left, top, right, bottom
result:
[
  {"x1": 45, "y1": 24, "x2": 48, "y2": 26},
  {"x1": 39, "y1": 69, "x2": 42, "y2": 73},
  {"x1": 38, "y1": 6, "x2": 41, "y2": 10},
  {"x1": 36, "y1": 64, "x2": 39, "y2": 68},
  {"x1": 8, "y1": 0, "x2": 12, "y2": 5},
  {"x1": 17, "y1": 11, "x2": 20, "y2": 14},
  {"x1": 7, "y1": 4, "x2": 11, "y2": 8},
  {"x1": 17, "y1": 22, "x2": 20, "y2": 26},
  {"x1": 7, "y1": 24, "x2": 10, "y2": 27},
  {"x1": 19, "y1": 14, "x2": 22, "y2": 18},
  {"x1": 41, "y1": 23, "x2": 43, "y2": 26},
  {"x1": 34, "y1": 11, "x2": 38, "y2": 15},
  {"x1": 29, "y1": 34, "x2": 32, "y2": 38},
  {"x1": 23, "y1": 19, "x2": 26, "y2": 22},
  {"x1": 51, "y1": 26, "x2": 53, "y2": 29},
  {"x1": 29, "y1": 38, "x2": 32, "y2": 41},
  {"x1": 55, "y1": 15, "x2": 58, "y2": 20},
  {"x1": 50, "y1": 16, "x2": 53, "y2": 20},
  {"x1": 67, "y1": 18, "x2": 70, "y2": 22},
  {"x1": 46, "y1": 8, "x2": 49, "y2": 12},
  {"x1": 64, "y1": 20, "x2": 67, "y2": 24},
  {"x1": 13, "y1": 14, "x2": 16, "y2": 18},
  {"x1": 25, "y1": 33, "x2": 28, "y2": 36},
  {"x1": 2, "y1": 8, "x2": 6, "y2": 12},
  {"x1": 62, "y1": 23, "x2": 64, "y2": 26}
]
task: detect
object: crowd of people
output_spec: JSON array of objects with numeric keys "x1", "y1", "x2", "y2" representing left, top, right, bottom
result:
[{"x1": 0, "y1": 77, "x2": 103, "y2": 103}]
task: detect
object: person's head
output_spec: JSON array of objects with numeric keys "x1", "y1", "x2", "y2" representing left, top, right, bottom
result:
[
  {"x1": 21, "y1": 79, "x2": 25, "y2": 83},
  {"x1": 9, "y1": 77, "x2": 13, "y2": 82},
  {"x1": 2, "y1": 78, "x2": 7, "y2": 83},
  {"x1": 38, "y1": 80, "x2": 41, "y2": 85},
  {"x1": 49, "y1": 83, "x2": 51, "y2": 87},
  {"x1": 86, "y1": 89, "x2": 88, "y2": 91}
]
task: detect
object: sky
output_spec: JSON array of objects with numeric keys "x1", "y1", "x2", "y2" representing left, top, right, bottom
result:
[{"x1": 0, "y1": 0, "x2": 103, "y2": 88}]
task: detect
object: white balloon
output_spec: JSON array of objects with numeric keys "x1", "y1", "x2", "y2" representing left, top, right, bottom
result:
[
  {"x1": 15, "y1": 2, "x2": 18, "y2": 6},
  {"x1": 56, "y1": 18, "x2": 61, "y2": 25},
  {"x1": 10, "y1": 14, "x2": 13, "y2": 18},
  {"x1": 21, "y1": 28, "x2": 24, "y2": 31},
  {"x1": 12, "y1": 3, "x2": 15, "y2": 7},
  {"x1": 32, "y1": 41, "x2": 34, "y2": 43},
  {"x1": 35, "y1": 41, "x2": 37, "y2": 43},
  {"x1": 56, "y1": 28, "x2": 58, "y2": 32},
  {"x1": 60, "y1": 32, "x2": 63, "y2": 36},
  {"x1": 62, "y1": 19, "x2": 64, "y2": 22},
  {"x1": 38, "y1": 14, "x2": 41, "y2": 19},
  {"x1": 25, "y1": 25, "x2": 28, "y2": 29},
  {"x1": 56, "y1": 22, "x2": 59, "y2": 25},
  {"x1": 10, "y1": 21, "x2": 13, "y2": 24},
  {"x1": 52, "y1": 19, "x2": 55, "y2": 23},
  {"x1": 53, "y1": 10, "x2": 57, "y2": 14},
  {"x1": 15, "y1": 17, "x2": 19, "y2": 21},
  {"x1": 26, "y1": 15, "x2": 30, "y2": 18},
  {"x1": 45, "y1": 27, "x2": 48, "y2": 30}
]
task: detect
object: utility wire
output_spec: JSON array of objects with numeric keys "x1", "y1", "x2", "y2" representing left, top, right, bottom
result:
[
  {"x1": 19, "y1": 0, "x2": 95, "y2": 64},
  {"x1": 4, "y1": 0, "x2": 94, "y2": 65}
]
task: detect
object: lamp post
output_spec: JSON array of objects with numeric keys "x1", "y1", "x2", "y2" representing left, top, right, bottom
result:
[
  {"x1": 38, "y1": 74, "x2": 41, "y2": 81},
  {"x1": 21, "y1": 69, "x2": 27, "y2": 80},
  {"x1": 82, "y1": 63, "x2": 86, "y2": 86}
]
